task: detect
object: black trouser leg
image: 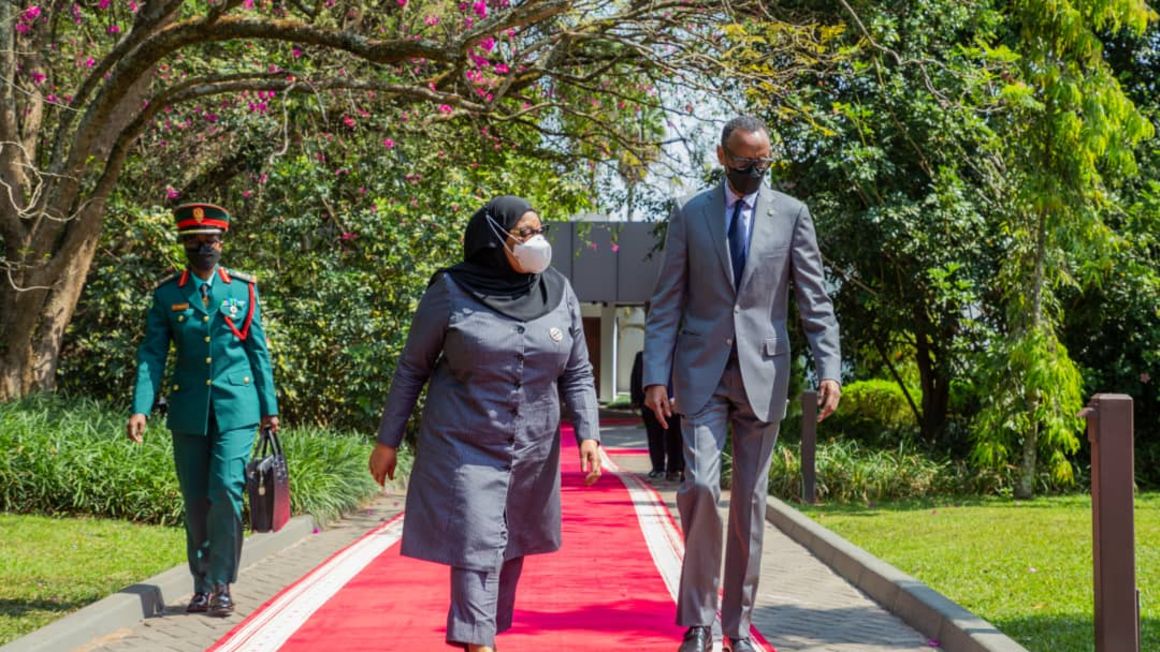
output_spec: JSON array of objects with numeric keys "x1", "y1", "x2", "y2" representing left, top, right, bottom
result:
[{"x1": 642, "y1": 407, "x2": 666, "y2": 473}]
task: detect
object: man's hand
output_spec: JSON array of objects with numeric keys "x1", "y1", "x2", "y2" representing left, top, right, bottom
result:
[
  {"x1": 644, "y1": 385, "x2": 672, "y2": 430},
  {"x1": 818, "y1": 380, "x2": 841, "y2": 422},
  {"x1": 368, "y1": 443, "x2": 398, "y2": 488},
  {"x1": 579, "y1": 439, "x2": 602, "y2": 486},
  {"x1": 261, "y1": 415, "x2": 280, "y2": 434},
  {"x1": 126, "y1": 413, "x2": 147, "y2": 444}
]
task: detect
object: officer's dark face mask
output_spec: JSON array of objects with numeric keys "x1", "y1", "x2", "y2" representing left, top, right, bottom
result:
[
  {"x1": 726, "y1": 164, "x2": 765, "y2": 196},
  {"x1": 185, "y1": 243, "x2": 221, "y2": 272}
]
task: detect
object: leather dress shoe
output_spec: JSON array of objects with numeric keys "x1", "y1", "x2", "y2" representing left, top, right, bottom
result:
[
  {"x1": 185, "y1": 592, "x2": 210, "y2": 613},
  {"x1": 727, "y1": 638, "x2": 758, "y2": 652},
  {"x1": 678, "y1": 626, "x2": 712, "y2": 652},
  {"x1": 208, "y1": 585, "x2": 235, "y2": 617}
]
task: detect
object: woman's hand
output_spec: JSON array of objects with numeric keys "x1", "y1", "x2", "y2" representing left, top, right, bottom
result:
[
  {"x1": 579, "y1": 439, "x2": 602, "y2": 486},
  {"x1": 369, "y1": 443, "x2": 398, "y2": 487}
]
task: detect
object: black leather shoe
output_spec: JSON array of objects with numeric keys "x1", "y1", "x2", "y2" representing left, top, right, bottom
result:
[
  {"x1": 678, "y1": 626, "x2": 712, "y2": 652},
  {"x1": 728, "y1": 638, "x2": 757, "y2": 652},
  {"x1": 208, "y1": 585, "x2": 235, "y2": 617},
  {"x1": 185, "y1": 592, "x2": 210, "y2": 613},
  {"x1": 665, "y1": 470, "x2": 682, "y2": 482}
]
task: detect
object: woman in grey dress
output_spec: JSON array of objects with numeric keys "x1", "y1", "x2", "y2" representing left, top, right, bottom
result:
[{"x1": 368, "y1": 196, "x2": 602, "y2": 652}]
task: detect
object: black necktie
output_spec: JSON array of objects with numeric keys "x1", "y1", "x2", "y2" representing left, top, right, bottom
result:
[
  {"x1": 200, "y1": 282, "x2": 209, "y2": 308},
  {"x1": 728, "y1": 199, "x2": 747, "y2": 289}
]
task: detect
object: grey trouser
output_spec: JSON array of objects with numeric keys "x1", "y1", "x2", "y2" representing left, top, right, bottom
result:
[
  {"x1": 447, "y1": 556, "x2": 525, "y2": 647},
  {"x1": 676, "y1": 357, "x2": 780, "y2": 638}
]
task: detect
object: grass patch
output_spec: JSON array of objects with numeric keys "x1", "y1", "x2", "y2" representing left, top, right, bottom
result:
[
  {"x1": 800, "y1": 493, "x2": 1160, "y2": 651},
  {"x1": 0, "y1": 513, "x2": 185, "y2": 646},
  {"x1": 0, "y1": 394, "x2": 405, "y2": 525}
]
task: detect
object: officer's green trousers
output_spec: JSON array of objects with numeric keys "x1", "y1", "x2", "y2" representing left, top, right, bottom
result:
[{"x1": 172, "y1": 412, "x2": 255, "y2": 593}]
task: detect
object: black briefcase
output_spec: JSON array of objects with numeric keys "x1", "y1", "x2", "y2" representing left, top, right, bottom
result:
[{"x1": 246, "y1": 427, "x2": 291, "y2": 533}]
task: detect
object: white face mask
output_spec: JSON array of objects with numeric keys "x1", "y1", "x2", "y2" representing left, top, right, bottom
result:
[
  {"x1": 487, "y1": 214, "x2": 553, "y2": 274},
  {"x1": 512, "y1": 234, "x2": 552, "y2": 274}
]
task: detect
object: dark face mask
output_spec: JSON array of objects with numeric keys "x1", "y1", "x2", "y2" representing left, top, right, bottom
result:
[
  {"x1": 185, "y1": 244, "x2": 221, "y2": 272},
  {"x1": 726, "y1": 164, "x2": 765, "y2": 196}
]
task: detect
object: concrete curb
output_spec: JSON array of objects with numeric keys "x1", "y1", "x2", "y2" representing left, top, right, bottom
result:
[
  {"x1": 765, "y1": 497, "x2": 1028, "y2": 652},
  {"x1": 0, "y1": 515, "x2": 317, "y2": 652}
]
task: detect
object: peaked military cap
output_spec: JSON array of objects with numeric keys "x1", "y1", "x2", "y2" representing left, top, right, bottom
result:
[{"x1": 174, "y1": 203, "x2": 231, "y2": 235}]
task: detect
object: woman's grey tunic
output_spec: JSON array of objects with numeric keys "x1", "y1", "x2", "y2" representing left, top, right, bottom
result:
[{"x1": 377, "y1": 273, "x2": 600, "y2": 571}]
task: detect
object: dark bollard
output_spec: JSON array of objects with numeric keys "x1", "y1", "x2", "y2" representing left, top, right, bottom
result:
[
  {"x1": 801, "y1": 390, "x2": 817, "y2": 504},
  {"x1": 1080, "y1": 393, "x2": 1139, "y2": 652}
]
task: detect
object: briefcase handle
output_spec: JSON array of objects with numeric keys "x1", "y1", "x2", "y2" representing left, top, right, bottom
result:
[{"x1": 255, "y1": 426, "x2": 285, "y2": 459}]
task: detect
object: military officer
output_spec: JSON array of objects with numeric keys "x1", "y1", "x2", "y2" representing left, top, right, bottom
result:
[{"x1": 126, "y1": 202, "x2": 279, "y2": 617}]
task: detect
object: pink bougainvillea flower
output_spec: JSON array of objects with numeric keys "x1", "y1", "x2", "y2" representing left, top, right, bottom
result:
[
  {"x1": 342, "y1": 115, "x2": 357, "y2": 128},
  {"x1": 165, "y1": 186, "x2": 180, "y2": 200},
  {"x1": 472, "y1": 0, "x2": 487, "y2": 18},
  {"x1": 494, "y1": 63, "x2": 509, "y2": 74},
  {"x1": 243, "y1": 0, "x2": 254, "y2": 8},
  {"x1": 424, "y1": 15, "x2": 439, "y2": 25},
  {"x1": 30, "y1": 71, "x2": 46, "y2": 84},
  {"x1": 382, "y1": 138, "x2": 396, "y2": 149},
  {"x1": 97, "y1": 0, "x2": 110, "y2": 9},
  {"x1": 107, "y1": 24, "x2": 120, "y2": 34},
  {"x1": 480, "y1": 36, "x2": 496, "y2": 52},
  {"x1": 242, "y1": 190, "x2": 254, "y2": 199},
  {"x1": 128, "y1": 1, "x2": 138, "y2": 12},
  {"x1": 610, "y1": 243, "x2": 620, "y2": 253},
  {"x1": 15, "y1": 22, "x2": 31, "y2": 34},
  {"x1": 340, "y1": 231, "x2": 358, "y2": 241},
  {"x1": 83, "y1": 56, "x2": 96, "y2": 67},
  {"x1": 292, "y1": 46, "x2": 303, "y2": 58},
  {"x1": 438, "y1": 104, "x2": 453, "y2": 114},
  {"x1": 23, "y1": 6, "x2": 41, "y2": 21}
]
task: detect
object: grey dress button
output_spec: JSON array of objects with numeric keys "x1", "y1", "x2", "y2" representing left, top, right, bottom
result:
[{"x1": 516, "y1": 325, "x2": 526, "y2": 334}]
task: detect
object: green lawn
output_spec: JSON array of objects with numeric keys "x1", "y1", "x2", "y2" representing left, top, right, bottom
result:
[
  {"x1": 0, "y1": 513, "x2": 185, "y2": 646},
  {"x1": 800, "y1": 493, "x2": 1159, "y2": 652}
]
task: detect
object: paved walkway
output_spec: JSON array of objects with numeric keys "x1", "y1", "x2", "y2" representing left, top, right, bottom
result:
[
  {"x1": 79, "y1": 424, "x2": 933, "y2": 651},
  {"x1": 602, "y1": 425, "x2": 933, "y2": 652}
]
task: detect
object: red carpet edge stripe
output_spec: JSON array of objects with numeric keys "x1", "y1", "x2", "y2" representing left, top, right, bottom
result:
[{"x1": 208, "y1": 514, "x2": 406, "y2": 652}]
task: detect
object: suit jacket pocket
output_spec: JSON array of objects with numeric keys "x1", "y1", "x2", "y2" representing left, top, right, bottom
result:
[{"x1": 763, "y1": 336, "x2": 788, "y2": 357}]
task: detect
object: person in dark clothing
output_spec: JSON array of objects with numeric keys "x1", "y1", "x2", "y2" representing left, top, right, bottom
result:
[{"x1": 630, "y1": 349, "x2": 683, "y2": 481}]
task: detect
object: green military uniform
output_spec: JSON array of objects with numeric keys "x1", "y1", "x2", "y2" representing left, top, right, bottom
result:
[{"x1": 131, "y1": 203, "x2": 278, "y2": 595}]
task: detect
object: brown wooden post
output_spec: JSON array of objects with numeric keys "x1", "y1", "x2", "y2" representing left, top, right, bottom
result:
[
  {"x1": 801, "y1": 390, "x2": 817, "y2": 504},
  {"x1": 1082, "y1": 393, "x2": 1139, "y2": 652}
]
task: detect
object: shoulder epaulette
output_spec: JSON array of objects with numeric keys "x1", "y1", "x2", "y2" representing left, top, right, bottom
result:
[
  {"x1": 153, "y1": 270, "x2": 181, "y2": 291},
  {"x1": 227, "y1": 269, "x2": 257, "y2": 284}
]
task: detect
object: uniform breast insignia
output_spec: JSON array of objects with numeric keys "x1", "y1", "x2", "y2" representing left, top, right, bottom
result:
[
  {"x1": 548, "y1": 327, "x2": 563, "y2": 342},
  {"x1": 171, "y1": 303, "x2": 190, "y2": 311},
  {"x1": 221, "y1": 297, "x2": 247, "y2": 318}
]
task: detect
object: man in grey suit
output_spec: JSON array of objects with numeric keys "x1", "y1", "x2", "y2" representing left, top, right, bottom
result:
[{"x1": 643, "y1": 116, "x2": 842, "y2": 652}]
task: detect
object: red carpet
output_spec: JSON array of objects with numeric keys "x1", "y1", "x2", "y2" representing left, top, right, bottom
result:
[{"x1": 211, "y1": 425, "x2": 774, "y2": 651}]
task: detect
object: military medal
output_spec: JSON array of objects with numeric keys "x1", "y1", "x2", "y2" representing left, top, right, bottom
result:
[{"x1": 549, "y1": 327, "x2": 563, "y2": 342}]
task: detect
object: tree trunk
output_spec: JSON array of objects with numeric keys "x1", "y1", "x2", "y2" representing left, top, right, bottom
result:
[
  {"x1": 1015, "y1": 210, "x2": 1050, "y2": 498},
  {"x1": 1015, "y1": 414, "x2": 1039, "y2": 499},
  {"x1": 0, "y1": 228, "x2": 102, "y2": 400}
]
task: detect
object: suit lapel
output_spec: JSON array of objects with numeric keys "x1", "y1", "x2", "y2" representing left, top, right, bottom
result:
[
  {"x1": 703, "y1": 182, "x2": 734, "y2": 289},
  {"x1": 738, "y1": 184, "x2": 775, "y2": 293}
]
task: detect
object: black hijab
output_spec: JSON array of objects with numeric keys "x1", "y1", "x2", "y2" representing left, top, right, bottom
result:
[{"x1": 441, "y1": 195, "x2": 566, "y2": 321}]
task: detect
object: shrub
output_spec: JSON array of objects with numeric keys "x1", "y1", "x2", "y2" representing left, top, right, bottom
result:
[
  {"x1": 767, "y1": 439, "x2": 952, "y2": 503},
  {"x1": 0, "y1": 394, "x2": 395, "y2": 525},
  {"x1": 821, "y1": 379, "x2": 922, "y2": 447}
]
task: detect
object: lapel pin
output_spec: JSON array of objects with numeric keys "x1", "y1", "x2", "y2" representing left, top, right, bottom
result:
[{"x1": 549, "y1": 327, "x2": 564, "y2": 342}]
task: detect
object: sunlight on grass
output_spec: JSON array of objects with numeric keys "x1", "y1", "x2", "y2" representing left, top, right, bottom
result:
[
  {"x1": 801, "y1": 493, "x2": 1159, "y2": 652},
  {"x1": 0, "y1": 514, "x2": 184, "y2": 645}
]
